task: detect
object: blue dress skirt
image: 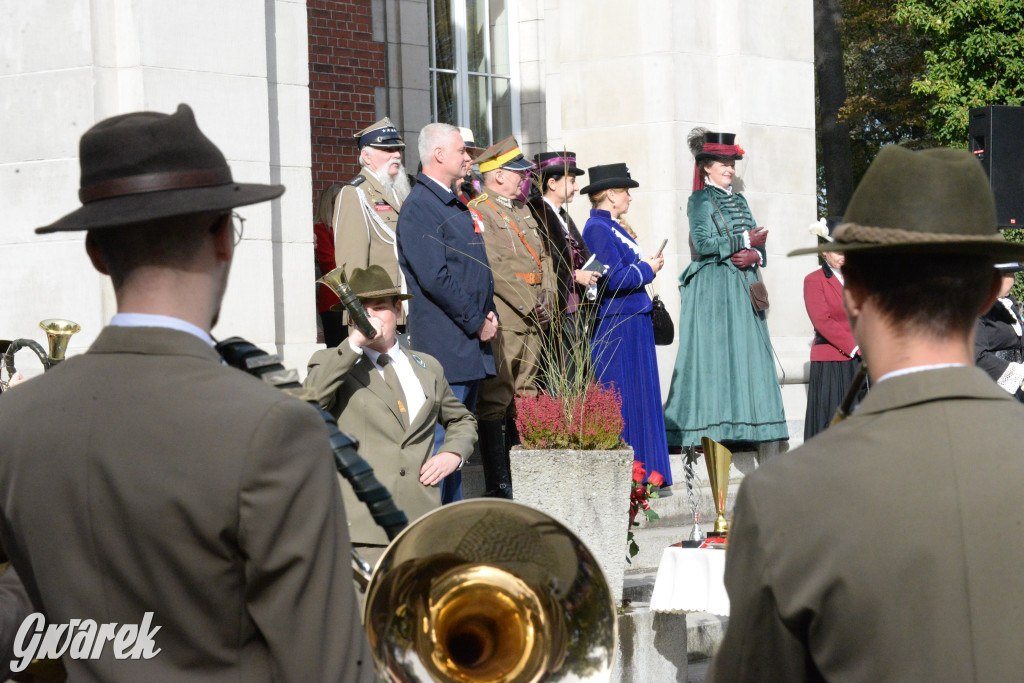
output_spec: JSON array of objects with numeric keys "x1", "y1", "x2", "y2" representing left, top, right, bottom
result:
[{"x1": 592, "y1": 311, "x2": 673, "y2": 485}]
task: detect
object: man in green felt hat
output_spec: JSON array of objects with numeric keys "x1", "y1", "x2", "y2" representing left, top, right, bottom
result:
[
  {"x1": 711, "y1": 146, "x2": 1024, "y2": 681},
  {"x1": 304, "y1": 265, "x2": 477, "y2": 549}
]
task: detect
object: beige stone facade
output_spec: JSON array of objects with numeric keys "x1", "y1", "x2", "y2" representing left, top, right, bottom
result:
[{"x1": 4, "y1": 1, "x2": 817, "y2": 437}]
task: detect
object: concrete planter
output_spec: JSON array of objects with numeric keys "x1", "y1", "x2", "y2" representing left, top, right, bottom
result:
[{"x1": 510, "y1": 446, "x2": 634, "y2": 604}]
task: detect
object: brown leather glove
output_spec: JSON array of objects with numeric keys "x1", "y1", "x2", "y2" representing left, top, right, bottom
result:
[
  {"x1": 748, "y1": 227, "x2": 768, "y2": 248},
  {"x1": 533, "y1": 288, "x2": 554, "y2": 326},
  {"x1": 730, "y1": 249, "x2": 760, "y2": 269}
]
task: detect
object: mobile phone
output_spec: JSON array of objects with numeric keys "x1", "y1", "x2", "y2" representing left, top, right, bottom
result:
[{"x1": 655, "y1": 239, "x2": 668, "y2": 257}]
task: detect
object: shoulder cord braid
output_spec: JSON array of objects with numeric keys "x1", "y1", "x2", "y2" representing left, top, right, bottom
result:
[{"x1": 353, "y1": 186, "x2": 406, "y2": 296}]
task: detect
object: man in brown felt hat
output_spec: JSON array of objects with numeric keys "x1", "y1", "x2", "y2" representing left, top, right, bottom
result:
[
  {"x1": 0, "y1": 105, "x2": 374, "y2": 681},
  {"x1": 304, "y1": 265, "x2": 477, "y2": 552},
  {"x1": 711, "y1": 146, "x2": 1024, "y2": 681}
]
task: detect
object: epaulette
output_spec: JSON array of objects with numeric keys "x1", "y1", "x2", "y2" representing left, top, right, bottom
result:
[
  {"x1": 467, "y1": 193, "x2": 488, "y2": 207},
  {"x1": 346, "y1": 175, "x2": 366, "y2": 187}
]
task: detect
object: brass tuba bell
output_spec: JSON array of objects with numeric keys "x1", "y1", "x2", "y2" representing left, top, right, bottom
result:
[{"x1": 360, "y1": 499, "x2": 617, "y2": 682}]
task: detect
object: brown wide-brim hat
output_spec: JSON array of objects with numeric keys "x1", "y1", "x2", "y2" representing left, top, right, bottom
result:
[
  {"x1": 329, "y1": 264, "x2": 412, "y2": 312},
  {"x1": 790, "y1": 145, "x2": 1024, "y2": 259},
  {"x1": 37, "y1": 104, "x2": 284, "y2": 233}
]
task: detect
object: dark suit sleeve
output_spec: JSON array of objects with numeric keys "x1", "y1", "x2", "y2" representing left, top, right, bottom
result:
[
  {"x1": 583, "y1": 224, "x2": 653, "y2": 293},
  {"x1": 709, "y1": 481, "x2": 813, "y2": 682},
  {"x1": 397, "y1": 198, "x2": 489, "y2": 335},
  {"x1": 804, "y1": 271, "x2": 857, "y2": 357},
  {"x1": 239, "y1": 398, "x2": 375, "y2": 682}
]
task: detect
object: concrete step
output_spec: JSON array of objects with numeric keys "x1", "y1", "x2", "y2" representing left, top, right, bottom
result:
[{"x1": 613, "y1": 604, "x2": 728, "y2": 682}]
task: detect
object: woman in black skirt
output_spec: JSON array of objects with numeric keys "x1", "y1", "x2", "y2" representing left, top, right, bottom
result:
[{"x1": 803, "y1": 218, "x2": 862, "y2": 439}]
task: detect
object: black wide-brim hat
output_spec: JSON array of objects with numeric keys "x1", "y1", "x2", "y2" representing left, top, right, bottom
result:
[
  {"x1": 37, "y1": 104, "x2": 284, "y2": 233},
  {"x1": 579, "y1": 163, "x2": 639, "y2": 195},
  {"x1": 789, "y1": 145, "x2": 1024, "y2": 259}
]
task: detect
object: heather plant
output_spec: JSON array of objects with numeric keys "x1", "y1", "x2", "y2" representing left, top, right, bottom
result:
[{"x1": 515, "y1": 383, "x2": 624, "y2": 450}]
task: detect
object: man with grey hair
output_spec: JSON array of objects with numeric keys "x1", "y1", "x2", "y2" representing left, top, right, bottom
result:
[
  {"x1": 332, "y1": 118, "x2": 411, "y2": 340},
  {"x1": 397, "y1": 123, "x2": 497, "y2": 503}
]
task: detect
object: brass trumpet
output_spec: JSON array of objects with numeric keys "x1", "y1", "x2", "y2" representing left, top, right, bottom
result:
[
  {"x1": 1, "y1": 319, "x2": 80, "y2": 389},
  {"x1": 359, "y1": 499, "x2": 617, "y2": 682}
]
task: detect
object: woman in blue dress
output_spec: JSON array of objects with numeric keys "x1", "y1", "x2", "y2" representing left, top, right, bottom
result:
[
  {"x1": 581, "y1": 163, "x2": 672, "y2": 484},
  {"x1": 663, "y1": 129, "x2": 788, "y2": 450}
]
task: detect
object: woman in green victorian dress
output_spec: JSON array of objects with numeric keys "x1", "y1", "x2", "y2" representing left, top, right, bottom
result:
[{"x1": 663, "y1": 129, "x2": 788, "y2": 450}]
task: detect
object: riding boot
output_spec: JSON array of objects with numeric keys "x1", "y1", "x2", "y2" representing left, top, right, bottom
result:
[{"x1": 479, "y1": 418, "x2": 513, "y2": 499}]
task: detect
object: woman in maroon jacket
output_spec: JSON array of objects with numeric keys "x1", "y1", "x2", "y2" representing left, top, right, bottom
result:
[{"x1": 803, "y1": 218, "x2": 861, "y2": 439}]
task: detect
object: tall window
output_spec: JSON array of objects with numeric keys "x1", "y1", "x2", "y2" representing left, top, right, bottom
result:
[{"x1": 429, "y1": 0, "x2": 519, "y2": 147}]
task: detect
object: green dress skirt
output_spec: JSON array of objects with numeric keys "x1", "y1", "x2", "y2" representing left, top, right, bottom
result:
[{"x1": 663, "y1": 187, "x2": 788, "y2": 447}]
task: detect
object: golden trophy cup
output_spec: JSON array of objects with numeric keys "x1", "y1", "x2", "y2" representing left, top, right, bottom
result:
[{"x1": 701, "y1": 437, "x2": 733, "y2": 537}]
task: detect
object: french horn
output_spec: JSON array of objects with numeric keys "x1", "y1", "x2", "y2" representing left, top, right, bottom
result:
[
  {"x1": 1, "y1": 319, "x2": 80, "y2": 389},
  {"x1": 359, "y1": 499, "x2": 617, "y2": 682}
]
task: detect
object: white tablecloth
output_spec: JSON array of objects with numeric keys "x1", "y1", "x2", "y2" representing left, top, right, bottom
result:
[{"x1": 649, "y1": 547, "x2": 730, "y2": 616}]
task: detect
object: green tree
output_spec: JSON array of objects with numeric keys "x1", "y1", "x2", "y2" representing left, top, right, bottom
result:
[
  {"x1": 839, "y1": 0, "x2": 936, "y2": 187},
  {"x1": 895, "y1": 0, "x2": 1024, "y2": 146}
]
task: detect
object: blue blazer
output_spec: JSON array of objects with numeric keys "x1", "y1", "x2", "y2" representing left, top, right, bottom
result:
[
  {"x1": 397, "y1": 174, "x2": 496, "y2": 383},
  {"x1": 582, "y1": 209, "x2": 655, "y2": 319}
]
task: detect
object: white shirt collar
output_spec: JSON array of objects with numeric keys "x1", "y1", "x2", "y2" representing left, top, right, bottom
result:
[
  {"x1": 110, "y1": 313, "x2": 214, "y2": 347},
  {"x1": 706, "y1": 178, "x2": 733, "y2": 195},
  {"x1": 362, "y1": 341, "x2": 402, "y2": 367},
  {"x1": 875, "y1": 363, "x2": 967, "y2": 384},
  {"x1": 424, "y1": 174, "x2": 453, "y2": 194}
]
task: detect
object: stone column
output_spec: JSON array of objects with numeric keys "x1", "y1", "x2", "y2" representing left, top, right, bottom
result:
[
  {"x1": 1, "y1": 0, "x2": 318, "y2": 373},
  {"x1": 527, "y1": 0, "x2": 817, "y2": 435}
]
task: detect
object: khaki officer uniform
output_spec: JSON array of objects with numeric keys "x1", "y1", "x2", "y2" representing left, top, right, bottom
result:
[
  {"x1": 305, "y1": 340, "x2": 477, "y2": 545},
  {"x1": 469, "y1": 192, "x2": 552, "y2": 419},
  {"x1": 304, "y1": 265, "x2": 477, "y2": 545},
  {"x1": 333, "y1": 117, "x2": 407, "y2": 324},
  {"x1": 467, "y1": 136, "x2": 551, "y2": 499}
]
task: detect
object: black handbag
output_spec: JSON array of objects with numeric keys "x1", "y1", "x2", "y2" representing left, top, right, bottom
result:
[{"x1": 650, "y1": 294, "x2": 674, "y2": 346}]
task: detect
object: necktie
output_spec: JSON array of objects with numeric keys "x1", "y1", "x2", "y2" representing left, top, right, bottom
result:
[
  {"x1": 377, "y1": 354, "x2": 408, "y2": 427},
  {"x1": 558, "y1": 207, "x2": 568, "y2": 221}
]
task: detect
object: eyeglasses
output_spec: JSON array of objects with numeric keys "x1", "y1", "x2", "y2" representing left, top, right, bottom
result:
[
  {"x1": 211, "y1": 212, "x2": 245, "y2": 246},
  {"x1": 229, "y1": 212, "x2": 245, "y2": 246}
]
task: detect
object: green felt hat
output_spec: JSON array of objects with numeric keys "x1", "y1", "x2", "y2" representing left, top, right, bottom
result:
[
  {"x1": 789, "y1": 145, "x2": 1024, "y2": 259},
  {"x1": 329, "y1": 265, "x2": 412, "y2": 312}
]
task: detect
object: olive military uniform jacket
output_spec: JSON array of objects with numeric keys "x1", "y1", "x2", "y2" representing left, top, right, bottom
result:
[
  {"x1": 0, "y1": 326, "x2": 373, "y2": 682},
  {"x1": 711, "y1": 366, "x2": 1024, "y2": 682},
  {"x1": 469, "y1": 193, "x2": 552, "y2": 333},
  {"x1": 305, "y1": 341, "x2": 477, "y2": 545},
  {"x1": 334, "y1": 167, "x2": 406, "y2": 323}
]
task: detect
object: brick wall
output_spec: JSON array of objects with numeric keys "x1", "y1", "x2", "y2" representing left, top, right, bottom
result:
[{"x1": 307, "y1": 0, "x2": 386, "y2": 208}]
